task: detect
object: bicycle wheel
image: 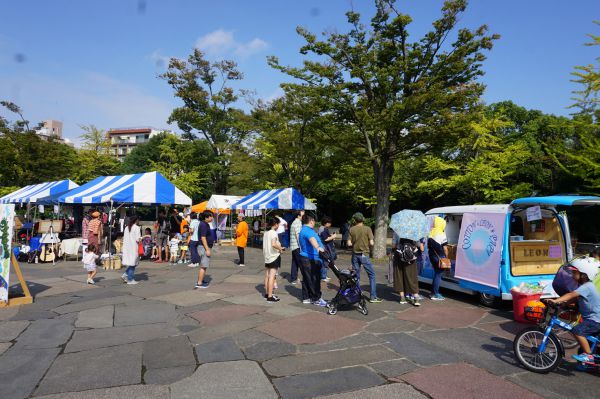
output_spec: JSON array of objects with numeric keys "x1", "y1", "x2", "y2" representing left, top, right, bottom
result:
[{"x1": 513, "y1": 327, "x2": 563, "y2": 373}]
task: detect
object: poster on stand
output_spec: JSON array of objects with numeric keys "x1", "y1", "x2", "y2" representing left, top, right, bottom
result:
[
  {"x1": 0, "y1": 204, "x2": 15, "y2": 303},
  {"x1": 455, "y1": 212, "x2": 505, "y2": 288}
]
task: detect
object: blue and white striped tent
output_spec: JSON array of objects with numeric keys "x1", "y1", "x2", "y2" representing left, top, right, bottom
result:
[
  {"x1": 0, "y1": 179, "x2": 79, "y2": 204},
  {"x1": 233, "y1": 188, "x2": 316, "y2": 210},
  {"x1": 58, "y1": 172, "x2": 192, "y2": 205}
]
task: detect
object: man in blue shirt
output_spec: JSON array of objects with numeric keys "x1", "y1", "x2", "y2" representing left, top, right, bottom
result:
[
  {"x1": 298, "y1": 214, "x2": 326, "y2": 306},
  {"x1": 194, "y1": 211, "x2": 214, "y2": 289}
]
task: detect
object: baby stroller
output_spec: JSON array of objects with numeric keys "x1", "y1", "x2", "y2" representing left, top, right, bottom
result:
[{"x1": 321, "y1": 253, "x2": 368, "y2": 316}]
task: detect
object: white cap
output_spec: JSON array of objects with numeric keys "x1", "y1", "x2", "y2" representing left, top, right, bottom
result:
[{"x1": 570, "y1": 257, "x2": 600, "y2": 281}]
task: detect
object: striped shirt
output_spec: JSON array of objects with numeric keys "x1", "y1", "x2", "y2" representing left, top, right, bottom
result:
[{"x1": 290, "y1": 218, "x2": 302, "y2": 251}]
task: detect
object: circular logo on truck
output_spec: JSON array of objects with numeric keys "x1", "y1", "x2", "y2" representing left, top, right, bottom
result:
[{"x1": 461, "y1": 219, "x2": 498, "y2": 266}]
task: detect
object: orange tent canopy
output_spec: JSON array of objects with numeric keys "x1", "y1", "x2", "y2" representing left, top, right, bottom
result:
[{"x1": 191, "y1": 201, "x2": 231, "y2": 215}]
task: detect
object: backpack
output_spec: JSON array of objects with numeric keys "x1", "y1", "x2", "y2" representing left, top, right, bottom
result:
[{"x1": 397, "y1": 241, "x2": 418, "y2": 264}]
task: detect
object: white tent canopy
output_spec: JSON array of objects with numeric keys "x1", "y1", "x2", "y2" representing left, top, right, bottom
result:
[{"x1": 207, "y1": 195, "x2": 243, "y2": 210}]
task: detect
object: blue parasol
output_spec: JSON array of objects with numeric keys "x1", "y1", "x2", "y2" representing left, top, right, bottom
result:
[{"x1": 389, "y1": 209, "x2": 429, "y2": 241}]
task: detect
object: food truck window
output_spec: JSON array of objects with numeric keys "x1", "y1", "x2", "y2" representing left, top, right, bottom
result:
[{"x1": 509, "y1": 209, "x2": 566, "y2": 276}]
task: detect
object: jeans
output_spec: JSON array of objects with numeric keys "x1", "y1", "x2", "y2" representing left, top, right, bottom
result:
[
  {"x1": 125, "y1": 266, "x2": 136, "y2": 282},
  {"x1": 299, "y1": 256, "x2": 322, "y2": 301},
  {"x1": 189, "y1": 240, "x2": 200, "y2": 264},
  {"x1": 351, "y1": 253, "x2": 378, "y2": 299},
  {"x1": 432, "y1": 268, "x2": 443, "y2": 296},
  {"x1": 237, "y1": 247, "x2": 245, "y2": 264},
  {"x1": 290, "y1": 248, "x2": 301, "y2": 282},
  {"x1": 320, "y1": 263, "x2": 328, "y2": 280}
]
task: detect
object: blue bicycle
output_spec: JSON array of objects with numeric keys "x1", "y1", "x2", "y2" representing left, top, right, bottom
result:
[{"x1": 513, "y1": 301, "x2": 600, "y2": 373}]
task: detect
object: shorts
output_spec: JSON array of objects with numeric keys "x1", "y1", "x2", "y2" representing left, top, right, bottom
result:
[
  {"x1": 180, "y1": 245, "x2": 188, "y2": 251},
  {"x1": 265, "y1": 256, "x2": 281, "y2": 269},
  {"x1": 84, "y1": 264, "x2": 97, "y2": 272},
  {"x1": 197, "y1": 246, "x2": 211, "y2": 268},
  {"x1": 572, "y1": 319, "x2": 600, "y2": 337},
  {"x1": 156, "y1": 234, "x2": 168, "y2": 247}
]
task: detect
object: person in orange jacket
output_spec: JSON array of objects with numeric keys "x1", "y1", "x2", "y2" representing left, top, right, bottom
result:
[{"x1": 235, "y1": 213, "x2": 248, "y2": 267}]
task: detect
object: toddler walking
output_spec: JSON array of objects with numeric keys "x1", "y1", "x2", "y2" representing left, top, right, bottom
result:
[
  {"x1": 169, "y1": 232, "x2": 180, "y2": 265},
  {"x1": 83, "y1": 244, "x2": 99, "y2": 285}
]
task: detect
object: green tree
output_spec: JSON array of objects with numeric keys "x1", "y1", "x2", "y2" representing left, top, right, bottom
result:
[
  {"x1": 79, "y1": 124, "x2": 111, "y2": 153},
  {"x1": 72, "y1": 124, "x2": 120, "y2": 184},
  {"x1": 268, "y1": 0, "x2": 498, "y2": 256},
  {"x1": 160, "y1": 49, "x2": 251, "y2": 193}
]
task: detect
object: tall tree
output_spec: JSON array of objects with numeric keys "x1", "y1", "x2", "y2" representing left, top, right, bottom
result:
[
  {"x1": 79, "y1": 124, "x2": 111, "y2": 153},
  {"x1": 160, "y1": 49, "x2": 251, "y2": 193},
  {"x1": 73, "y1": 124, "x2": 120, "y2": 184},
  {"x1": 268, "y1": 0, "x2": 498, "y2": 257}
]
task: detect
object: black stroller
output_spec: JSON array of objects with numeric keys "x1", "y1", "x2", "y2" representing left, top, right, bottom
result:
[{"x1": 321, "y1": 253, "x2": 368, "y2": 316}]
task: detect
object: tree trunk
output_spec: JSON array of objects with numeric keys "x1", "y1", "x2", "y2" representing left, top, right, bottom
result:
[{"x1": 372, "y1": 156, "x2": 394, "y2": 259}]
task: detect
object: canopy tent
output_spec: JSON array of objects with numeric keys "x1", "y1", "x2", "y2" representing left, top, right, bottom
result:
[
  {"x1": 0, "y1": 180, "x2": 79, "y2": 204},
  {"x1": 191, "y1": 195, "x2": 243, "y2": 215},
  {"x1": 233, "y1": 188, "x2": 316, "y2": 211},
  {"x1": 191, "y1": 201, "x2": 209, "y2": 213},
  {"x1": 58, "y1": 172, "x2": 192, "y2": 205}
]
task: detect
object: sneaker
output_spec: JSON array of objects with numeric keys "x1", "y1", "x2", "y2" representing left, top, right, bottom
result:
[
  {"x1": 572, "y1": 353, "x2": 595, "y2": 363},
  {"x1": 399, "y1": 296, "x2": 408, "y2": 304},
  {"x1": 413, "y1": 294, "x2": 424, "y2": 301},
  {"x1": 290, "y1": 280, "x2": 299, "y2": 285},
  {"x1": 431, "y1": 294, "x2": 445, "y2": 301},
  {"x1": 238, "y1": 263, "x2": 245, "y2": 267},
  {"x1": 302, "y1": 299, "x2": 312, "y2": 304},
  {"x1": 177, "y1": 260, "x2": 183, "y2": 264},
  {"x1": 194, "y1": 282, "x2": 209, "y2": 289},
  {"x1": 127, "y1": 280, "x2": 139, "y2": 285},
  {"x1": 86, "y1": 278, "x2": 95, "y2": 285},
  {"x1": 267, "y1": 295, "x2": 280, "y2": 302},
  {"x1": 321, "y1": 277, "x2": 331, "y2": 282},
  {"x1": 413, "y1": 299, "x2": 421, "y2": 307},
  {"x1": 264, "y1": 294, "x2": 268, "y2": 300},
  {"x1": 369, "y1": 297, "x2": 383, "y2": 303},
  {"x1": 187, "y1": 263, "x2": 197, "y2": 268},
  {"x1": 121, "y1": 273, "x2": 128, "y2": 283},
  {"x1": 313, "y1": 298, "x2": 328, "y2": 307}
]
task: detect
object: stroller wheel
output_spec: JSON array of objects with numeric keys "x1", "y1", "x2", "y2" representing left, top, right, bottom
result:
[
  {"x1": 327, "y1": 303, "x2": 338, "y2": 315},
  {"x1": 358, "y1": 297, "x2": 368, "y2": 315}
]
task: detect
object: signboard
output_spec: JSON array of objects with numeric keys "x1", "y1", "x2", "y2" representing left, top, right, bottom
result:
[
  {"x1": 0, "y1": 204, "x2": 15, "y2": 303},
  {"x1": 455, "y1": 212, "x2": 506, "y2": 288},
  {"x1": 526, "y1": 206, "x2": 542, "y2": 222}
]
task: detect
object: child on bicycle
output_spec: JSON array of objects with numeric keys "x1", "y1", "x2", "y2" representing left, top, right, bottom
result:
[{"x1": 549, "y1": 257, "x2": 600, "y2": 364}]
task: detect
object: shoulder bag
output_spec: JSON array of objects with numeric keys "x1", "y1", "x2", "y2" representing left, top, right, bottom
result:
[{"x1": 432, "y1": 244, "x2": 452, "y2": 270}]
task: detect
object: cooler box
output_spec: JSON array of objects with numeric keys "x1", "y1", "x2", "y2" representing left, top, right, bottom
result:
[{"x1": 511, "y1": 289, "x2": 542, "y2": 323}]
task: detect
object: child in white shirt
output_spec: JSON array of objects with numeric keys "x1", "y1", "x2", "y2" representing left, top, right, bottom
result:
[
  {"x1": 82, "y1": 244, "x2": 99, "y2": 284},
  {"x1": 169, "y1": 232, "x2": 180, "y2": 265}
]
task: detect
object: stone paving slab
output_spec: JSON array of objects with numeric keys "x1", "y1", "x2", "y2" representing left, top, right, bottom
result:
[
  {"x1": 65, "y1": 323, "x2": 179, "y2": 352},
  {"x1": 263, "y1": 345, "x2": 399, "y2": 377},
  {"x1": 187, "y1": 304, "x2": 267, "y2": 326},
  {"x1": 144, "y1": 365, "x2": 196, "y2": 385},
  {"x1": 0, "y1": 342, "x2": 12, "y2": 355},
  {"x1": 382, "y1": 332, "x2": 460, "y2": 366},
  {"x1": 265, "y1": 304, "x2": 315, "y2": 318},
  {"x1": 365, "y1": 317, "x2": 421, "y2": 333},
  {"x1": 0, "y1": 346, "x2": 60, "y2": 399},
  {"x1": 222, "y1": 292, "x2": 298, "y2": 306},
  {"x1": 507, "y1": 368, "x2": 600, "y2": 399},
  {"x1": 273, "y1": 366, "x2": 386, "y2": 399},
  {"x1": 75, "y1": 306, "x2": 114, "y2": 328},
  {"x1": 0, "y1": 320, "x2": 30, "y2": 341},
  {"x1": 35, "y1": 343, "x2": 143, "y2": 396},
  {"x1": 224, "y1": 274, "x2": 266, "y2": 284},
  {"x1": 474, "y1": 320, "x2": 524, "y2": 340},
  {"x1": 415, "y1": 327, "x2": 522, "y2": 376},
  {"x1": 36, "y1": 280, "x2": 98, "y2": 298},
  {"x1": 114, "y1": 301, "x2": 177, "y2": 326},
  {"x1": 369, "y1": 358, "x2": 420, "y2": 378},
  {"x1": 153, "y1": 291, "x2": 225, "y2": 307},
  {"x1": 186, "y1": 312, "x2": 280, "y2": 345},
  {"x1": 298, "y1": 332, "x2": 385, "y2": 353},
  {"x1": 0, "y1": 306, "x2": 19, "y2": 321},
  {"x1": 53, "y1": 295, "x2": 142, "y2": 314},
  {"x1": 63, "y1": 272, "x2": 123, "y2": 283},
  {"x1": 396, "y1": 303, "x2": 487, "y2": 329},
  {"x1": 257, "y1": 312, "x2": 367, "y2": 345},
  {"x1": 143, "y1": 335, "x2": 196, "y2": 369},
  {"x1": 33, "y1": 384, "x2": 170, "y2": 399},
  {"x1": 10, "y1": 307, "x2": 58, "y2": 321},
  {"x1": 243, "y1": 340, "x2": 297, "y2": 361},
  {"x1": 195, "y1": 336, "x2": 245, "y2": 363},
  {"x1": 232, "y1": 328, "x2": 282, "y2": 348},
  {"x1": 206, "y1": 282, "x2": 262, "y2": 296},
  {"x1": 13, "y1": 318, "x2": 74, "y2": 349},
  {"x1": 314, "y1": 383, "x2": 427, "y2": 399},
  {"x1": 401, "y1": 363, "x2": 543, "y2": 399},
  {"x1": 170, "y1": 360, "x2": 278, "y2": 399}
]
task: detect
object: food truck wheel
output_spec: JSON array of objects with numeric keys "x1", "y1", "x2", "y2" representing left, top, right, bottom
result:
[{"x1": 479, "y1": 293, "x2": 501, "y2": 308}]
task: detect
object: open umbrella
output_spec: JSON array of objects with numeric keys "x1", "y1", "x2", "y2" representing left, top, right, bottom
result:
[{"x1": 389, "y1": 209, "x2": 429, "y2": 241}]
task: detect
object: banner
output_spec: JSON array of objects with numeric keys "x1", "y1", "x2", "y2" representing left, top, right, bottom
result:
[
  {"x1": 0, "y1": 204, "x2": 15, "y2": 302},
  {"x1": 455, "y1": 212, "x2": 505, "y2": 288}
]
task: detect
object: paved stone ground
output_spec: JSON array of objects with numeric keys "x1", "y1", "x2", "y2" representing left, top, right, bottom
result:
[{"x1": 1, "y1": 245, "x2": 595, "y2": 399}]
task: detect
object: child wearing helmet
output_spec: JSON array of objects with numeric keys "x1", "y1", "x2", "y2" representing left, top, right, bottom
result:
[{"x1": 549, "y1": 256, "x2": 600, "y2": 364}]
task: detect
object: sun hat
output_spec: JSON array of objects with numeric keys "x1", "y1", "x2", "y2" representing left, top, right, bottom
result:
[{"x1": 569, "y1": 257, "x2": 600, "y2": 281}]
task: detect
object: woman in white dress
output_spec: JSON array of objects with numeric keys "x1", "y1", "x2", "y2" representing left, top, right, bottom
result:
[{"x1": 122, "y1": 216, "x2": 141, "y2": 285}]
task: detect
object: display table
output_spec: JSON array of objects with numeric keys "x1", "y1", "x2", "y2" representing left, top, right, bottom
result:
[{"x1": 60, "y1": 238, "x2": 83, "y2": 261}]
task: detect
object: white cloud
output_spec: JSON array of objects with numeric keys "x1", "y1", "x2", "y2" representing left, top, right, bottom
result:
[
  {"x1": 195, "y1": 29, "x2": 268, "y2": 59},
  {"x1": 0, "y1": 71, "x2": 175, "y2": 146},
  {"x1": 149, "y1": 49, "x2": 171, "y2": 69}
]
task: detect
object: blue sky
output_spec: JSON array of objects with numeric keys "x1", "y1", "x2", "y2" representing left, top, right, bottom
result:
[{"x1": 1, "y1": 0, "x2": 598, "y2": 144}]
